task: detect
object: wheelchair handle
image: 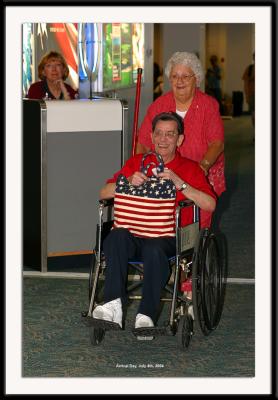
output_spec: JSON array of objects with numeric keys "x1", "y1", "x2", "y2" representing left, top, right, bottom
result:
[
  {"x1": 178, "y1": 199, "x2": 195, "y2": 208},
  {"x1": 176, "y1": 200, "x2": 200, "y2": 224},
  {"x1": 99, "y1": 198, "x2": 114, "y2": 207}
]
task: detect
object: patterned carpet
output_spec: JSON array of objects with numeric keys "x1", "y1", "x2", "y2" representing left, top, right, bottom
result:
[{"x1": 23, "y1": 277, "x2": 254, "y2": 377}]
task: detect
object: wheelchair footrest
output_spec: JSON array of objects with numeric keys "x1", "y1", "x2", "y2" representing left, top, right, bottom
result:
[
  {"x1": 81, "y1": 313, "x2": 122, "y2": 331},
  {"x1": 132, "y1": 325, "x2": 174, "y2": 337}
]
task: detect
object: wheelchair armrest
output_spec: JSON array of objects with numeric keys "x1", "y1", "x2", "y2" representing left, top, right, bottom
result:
[
  {"x1": 177, "y1": 199, "x2": 199, "y2": 225},
  {"x1": 99, "y1": 198, "x2": 114, "y2": 207},
  {"x1": 178, "y1": 199, "x2": 195, "y2": 208}
]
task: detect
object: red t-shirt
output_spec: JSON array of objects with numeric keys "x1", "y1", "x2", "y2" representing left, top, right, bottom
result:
[
  {"x1": 107, "y1": 152, "x2": 216, "y2": 228},
  {"x1": 27, "y1": 80, "x2": 77, "y2": 100},
  {"x1": 138, "y1": 89, "x2": 225, "y2": 196}
]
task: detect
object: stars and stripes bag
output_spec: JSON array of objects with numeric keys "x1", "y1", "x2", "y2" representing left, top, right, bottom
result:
[{"x1": 113, "y1": 152, "x2": 177, "y2": 238}]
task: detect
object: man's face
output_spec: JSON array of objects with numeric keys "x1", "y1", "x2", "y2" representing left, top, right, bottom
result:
[{"x1": 152, "y1": 119, "x2": 184, "y2": 163}]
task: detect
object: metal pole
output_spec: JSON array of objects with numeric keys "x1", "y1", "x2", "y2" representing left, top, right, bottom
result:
[{"x1": 131, "y1": 68, "x2": 143, "y2": 156}]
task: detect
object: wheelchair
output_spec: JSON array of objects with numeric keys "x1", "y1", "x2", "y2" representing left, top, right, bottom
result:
[{"x1": 81, "y1": 198, "x2": 227, "y2": 350}]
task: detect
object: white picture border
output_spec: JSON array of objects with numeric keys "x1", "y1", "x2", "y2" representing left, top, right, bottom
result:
[{"x1": 5, "y1": 4, "x2": 272, "y2": 395}]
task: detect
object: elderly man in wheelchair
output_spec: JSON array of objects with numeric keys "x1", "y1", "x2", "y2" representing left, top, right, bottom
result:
[{"x1": 82, "y1": 111, "x2": 225, "y2": 348}]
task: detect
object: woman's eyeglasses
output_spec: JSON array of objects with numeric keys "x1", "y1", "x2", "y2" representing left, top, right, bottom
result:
[{"x1": 170, "y1": 74, "x2": 195, "y2": 82}]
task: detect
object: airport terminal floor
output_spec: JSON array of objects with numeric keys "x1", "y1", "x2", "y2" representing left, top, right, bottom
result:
[{"x1": 23, "y1": 114, "x2": 255, "y2": 378}]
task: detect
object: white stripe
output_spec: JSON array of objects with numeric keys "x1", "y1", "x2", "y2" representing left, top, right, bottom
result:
[
  {"x1": 116, "y1": 193, "x2": 175, "y2": 201},
  {"x1": 23, "y1": 271, "x2": 255, "y2": 284},
  {"x1": 227, "y1": 278, "x2": 255, "y2": 284},
  {"x1": 114, "y1": 213, "x2": 174, "y2": 221},
  {"x1": 115, "y1": 217, "x2": 174, "y2": 226},
  {"x1": 126, "y1": 276, "x2": 255, "y2": 284},
  {"x1": 115, "y1": 196, "x2": 175, "y2": 206},
  {"x1": 23, "y1": 271, "x2": 89, "y2": 279}
]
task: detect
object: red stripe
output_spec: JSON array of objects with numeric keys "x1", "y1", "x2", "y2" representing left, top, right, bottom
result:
[
  {"x1": 115, "y1": 194, "x2": 175, "y2": 204},
  {"x1": 114, "y1": 209, "x2": 174, "y2": 218},
  {"x1": 130, "y1": 233, "x2": 175, "y2": 238},
  {"x1": 114, "y1": 220, "x2": 175, "y2": 230},
  {"x1": 114, "y1": 214, "x2": 175, "y2": 226},
  {"x1": 114, "y1": 193, "x2": 176, "y2": 238}
]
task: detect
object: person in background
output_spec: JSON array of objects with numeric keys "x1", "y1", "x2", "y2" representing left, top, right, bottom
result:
[
  {"x1": 153, "y1": 62, "x2": 164, "y2": 101},
  {"x1": 206, "y1": 55, "x2": 223, "y2": 114},
  {"x1": 27, "y1": 50, "x2": 77, "y2": 100},
  {"x1": 92, "y1": 112, "x2": 216, "y2": 338},
  {"x1": 242, "y1": 52, "x2": 255, "y2": 128},
  {"x1": 136, "y1": 51, "x2": 225, "y2": 228}
]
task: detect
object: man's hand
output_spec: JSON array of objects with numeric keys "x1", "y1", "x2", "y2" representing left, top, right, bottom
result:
[
  {"x1": 128, "y1": 172, "x2": 148, "y2": 186},
  {"x1": 158, "y1": 169, "x2": 184, "y2": 190}
]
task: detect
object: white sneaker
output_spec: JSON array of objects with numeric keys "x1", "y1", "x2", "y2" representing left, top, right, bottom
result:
[
  {"x1": 93, "y1": 298, "x2": 122, "y2": 328},
  {"x1": 135, "y1": 313, "x2": 154, "y2": 340}
]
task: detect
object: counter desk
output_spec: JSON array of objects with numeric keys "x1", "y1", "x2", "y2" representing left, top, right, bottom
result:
[{"x1": 23, "y1": 98, "x2": 128, "y2": 273}]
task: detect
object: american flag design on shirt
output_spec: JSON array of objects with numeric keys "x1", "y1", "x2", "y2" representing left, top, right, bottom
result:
[{"x1": 114, "y1": 174, "x2": 176, "y2": 238}]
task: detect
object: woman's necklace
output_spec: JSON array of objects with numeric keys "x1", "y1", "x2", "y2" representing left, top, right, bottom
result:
[
  {"x1": 176, "y1": 89, "x2": 195, "y2": 111},
  {"x1": 176, "y1": 98, "x2": 192, "y2": 112},
  {"x1": 47, "y1": 82, "x2": 62, "y2": 99}
]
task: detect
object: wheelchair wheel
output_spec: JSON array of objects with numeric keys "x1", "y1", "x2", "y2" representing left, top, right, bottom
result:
[
  {"x1": 213, "y1": 232, "x2": 228, "y2": 327},
  {"x1": 89, "y1": 326, "x2": 105, "y2": 346},
  {"x1": 177, "y1": 314, "x2": 193, "y2": 350},
  {"x1": 192, "y1": 229, "x2": 222, "y2": 335},
  {"x1": 88, "y1": 253, "x2": 104, "y2": 303}
]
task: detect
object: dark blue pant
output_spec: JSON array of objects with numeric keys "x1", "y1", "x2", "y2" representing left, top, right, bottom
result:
[{"x1": 103, "y1": 228, "x2": 176, "y2": 322}]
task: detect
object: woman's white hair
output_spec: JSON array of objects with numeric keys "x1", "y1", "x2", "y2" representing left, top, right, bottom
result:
[{"x1": 165, "y1": 51, "x2": 204, "y2": 87}]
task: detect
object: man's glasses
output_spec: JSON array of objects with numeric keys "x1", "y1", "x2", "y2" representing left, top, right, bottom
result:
[
  {"x1": 153, "y1": 130, "x2": 178, "y2": 139},
  {"x1": 170, "y1": 73, "x2": 195, "y2": 82}
]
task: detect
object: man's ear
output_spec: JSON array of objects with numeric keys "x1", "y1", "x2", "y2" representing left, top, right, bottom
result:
[{"x1": 177, "y1": 134, "x2": 184, "y2": 147}]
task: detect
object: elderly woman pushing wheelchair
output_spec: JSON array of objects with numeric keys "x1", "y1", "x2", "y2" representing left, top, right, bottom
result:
[{"x1": 93, "y1": 112, "x2": 216, "y2": 339}]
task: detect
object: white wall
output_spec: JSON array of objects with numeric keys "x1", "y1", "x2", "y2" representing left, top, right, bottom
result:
[
  {"x1": 206, "y1": 23, "x2": 254, "y2": 110},
  {"x1": 161, "y1": 23, "x2": 206, "y2": 92},
  {"x1": 225, "y1": 23, "x2": 254, "y2": 110}
]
